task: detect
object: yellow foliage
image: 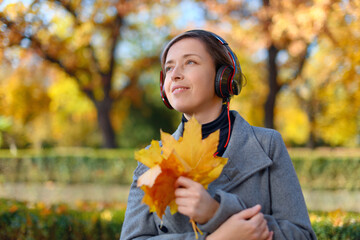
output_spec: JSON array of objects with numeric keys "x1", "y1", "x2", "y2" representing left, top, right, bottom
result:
[
  {"x1": 71, "y1": 22, "x2": 95, "y2": 49},
  {"x1": 48, "y1": 72, "x2": 94, "y2": 115},
  {"x1": 316, "y1": 82, "x2": 359, "y2": 146},
  {"x1": 0, "y1": 57, "x2": 55, "y2": 147},
  {"x1": 275, "y1": 92, "x2": 310, "y2": 145},
  {"x1": 3, "y1": 3, "x2": 27, "y2": 21},
  {"x1": 51, "y1": 14, "x2": 74, "y2": 39},
  {"x1": 36, "y1": 28, "x2": 51, "y2": 45},
  {"x1": 135, "y1": 117, "x2": 228, "y2": 238},
  {"x1": 48, "y1": 71, "x2": 97, "y2": 145},
  {"x1": 0, "y1": 65, "x2": 50, "y2": 123},
  {"x1": 229, "y1": 52, "x2": 267, "y2": 127},
  {"x1": 299, "y1": 8, "x2": 360, "y2": 147}
]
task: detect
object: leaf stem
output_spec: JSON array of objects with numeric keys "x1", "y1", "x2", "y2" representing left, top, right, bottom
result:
[{"x1": 190, "y1": 219, "x2": 203, "y2": 239}]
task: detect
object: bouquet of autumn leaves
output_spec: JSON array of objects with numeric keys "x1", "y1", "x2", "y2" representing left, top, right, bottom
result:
[{"x1": 135, "y1": 117, "x2": 228, "y2": 238}]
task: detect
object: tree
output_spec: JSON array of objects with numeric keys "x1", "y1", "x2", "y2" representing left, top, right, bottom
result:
[
  {"x1": 288, "y1": 0, "x2": 360, "y2": 147},
  {"x1": 0, "y1": 0, "x2": 162, "y2": 148},
  {"x1": 197, "y1": 0, "x2": 359, "y2": 146},
  {"x1": 200, "y1": 0, "x2": 339, "y2": 128},
  {"x1": 1, "y1": 0, "x2": 358, "y2": 148},
  {"x1": 0, "y1": 51, "x2": 53, "y2": 148}
]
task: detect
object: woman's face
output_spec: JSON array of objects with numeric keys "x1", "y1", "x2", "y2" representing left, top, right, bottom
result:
[{"x1": 164, "y1": 38, "x2": 222, "y2": 121}]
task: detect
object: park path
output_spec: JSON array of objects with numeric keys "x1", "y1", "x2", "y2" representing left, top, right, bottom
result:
[
  {"x1": 0, "y1": 182, "x2": 359, "y2": 212},
  {"x1": 0, "y1": 182, "x2": 130, "y2": 206}
]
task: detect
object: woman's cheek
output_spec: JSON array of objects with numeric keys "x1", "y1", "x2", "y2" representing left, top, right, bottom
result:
[
  {"x1": 165, "y1": 81, "x2": 176, "y2": 107},
  {"x1": 164, "y1": 79, "x2": 171, "y2": 97}
]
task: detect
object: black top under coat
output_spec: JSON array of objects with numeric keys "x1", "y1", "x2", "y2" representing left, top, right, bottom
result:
[{"x1": 181, "y1": 104, "x2": 235, "y2": 156}]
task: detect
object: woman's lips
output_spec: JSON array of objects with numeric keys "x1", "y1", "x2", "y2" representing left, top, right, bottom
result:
[{"x1": 172, "y1": 86, "x2": 190, "y2": 94}]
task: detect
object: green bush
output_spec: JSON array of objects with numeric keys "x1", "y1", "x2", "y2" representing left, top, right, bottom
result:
[
  {"x1": 310, "y1": 210, "x2": 360, "y2": 239},
  {"x1": 0, "y1": 148, "x2": 360, "y2": 190},
  {"x1": 0, "y1": 198, "x2": 124, "y2": 240},
  {"x1": 1, "y1": 199, "x2": 359, "y2": 240},
  {"x1": 0, "y1": 148, "x2": 137, "y2": 185},
  {"x1": 289, "y1": 148, "x2": 360, "y2": 190}
]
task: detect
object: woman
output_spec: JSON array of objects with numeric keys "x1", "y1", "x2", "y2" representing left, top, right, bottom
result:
[{"x1": 120, "y1": 29, "x2": 316, "y2": 240}]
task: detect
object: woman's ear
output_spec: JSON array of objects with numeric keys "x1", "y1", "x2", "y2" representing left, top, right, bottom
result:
[{"x1": 159, "y1": 70, "x2": 173, "y2": 109}]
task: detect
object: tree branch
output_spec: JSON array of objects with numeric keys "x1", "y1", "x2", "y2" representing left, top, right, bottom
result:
[
  {"x1": 292, "y1": 44, "x2": 309, "y2": 80},
  {"x1": 105, "y1": 15, "x2": 123, "y2": 95},
  {"x1": 0, "y1": 15, "x2": 14, "y2": 27},
  {"x1": 39, "y1": 48, "x2": 95, "y2": 101},
  {"x1": 1, "y1": 7, "x2": 96, "y2": 101},
  {"x1": 112, "y1": 55, "x2": 159, "y2": 101}
]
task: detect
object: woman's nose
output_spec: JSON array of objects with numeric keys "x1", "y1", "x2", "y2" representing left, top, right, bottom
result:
[{"x1": 171, "y1": 65, "x2": 184, "y2": 81}]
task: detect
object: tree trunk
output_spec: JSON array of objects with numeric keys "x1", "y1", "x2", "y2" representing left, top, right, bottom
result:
[
  {"x1": 95, "y1": 97, "x2": 117, "y2": 148},
  {"x1": 264, "y1": 44, "x2": 279, "y2": 129},
  {"x1": 306, "y1": 97, "x2": 316, "y2": 149}
]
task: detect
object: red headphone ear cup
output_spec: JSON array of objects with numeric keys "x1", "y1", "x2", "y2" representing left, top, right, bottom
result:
[
  {"x1": 159, "y1": 71, "x2": 173, "y2": 109},
  {"x1": 215, "y1": 65, "x2": 234, "y2": 99}
]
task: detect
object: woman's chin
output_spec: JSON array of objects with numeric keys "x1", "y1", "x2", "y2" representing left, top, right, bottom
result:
[{"x1": 171, "y1": 104, "x2": 192, "y2": 115}]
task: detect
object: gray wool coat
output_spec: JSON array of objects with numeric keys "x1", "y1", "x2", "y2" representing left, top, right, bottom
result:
[{"x1": 120, "y1": 111, "x2": 317, "y2": 240}]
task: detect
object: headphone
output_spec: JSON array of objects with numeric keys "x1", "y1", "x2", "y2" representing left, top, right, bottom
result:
[{"x1": 160, "y1": 30, "x2": 243, "y2": 110}]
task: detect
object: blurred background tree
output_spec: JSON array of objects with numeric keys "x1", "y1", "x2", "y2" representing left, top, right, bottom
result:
[
  {"x1": 0, "y1": 0, "x2": 359, "y2": 149},
  {"x1": 199, "y1": 0, "x2": 360, "y2": 147},
  {"x1": 0, "y1": 0, "x2": 179, "y2": 148}
]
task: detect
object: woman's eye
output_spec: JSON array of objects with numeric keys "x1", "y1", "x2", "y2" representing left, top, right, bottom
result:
[
  {"x1": 186, "y1": 60, "x2": 195, "y2": 65},
  {"x1": 165, "y1": 66, "x2": 172, "y2": 72}
]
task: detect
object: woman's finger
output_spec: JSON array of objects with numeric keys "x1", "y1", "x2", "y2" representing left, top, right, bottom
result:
[
  {"x1": 175, "y1": 196, "x2": 195, "y2": 206},
  {"x1": 266, "y1": 231, "x2": 274, "y2": 240},
  {"x1": 236, "y1": 204, "x2": 261, "y2": 220},
  {"x1": 174, "y1": 176, "x2": 196, "y2": 188},
  {"x1": 174, "y1": 187, "x2": 190, "y2": 197},
  {"x1": 249, "y1": 211, "x2": 265, "y2": 225},
  {"x1": 259, "y1": 221, "x2": 270, "y2": 240},
  {"x1": 250, "y1": 213, "x2": 270, "y2": 240}
]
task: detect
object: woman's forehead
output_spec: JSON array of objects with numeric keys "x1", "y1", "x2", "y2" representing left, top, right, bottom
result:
[{"x1": 166, "y1": 38, "x2": 209, "y2": 60}]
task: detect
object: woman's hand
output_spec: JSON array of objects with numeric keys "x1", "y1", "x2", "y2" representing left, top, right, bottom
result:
[
  {"x1": 206, "y1": 205, "x2": 273, "y2": 240},
  {"x1": 174, "y1": 176, "x2": 219, "y2": 224}
]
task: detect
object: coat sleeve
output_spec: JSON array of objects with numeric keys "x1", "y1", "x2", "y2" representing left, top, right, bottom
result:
[
  {"x1": 263, "y1": 130, "x2": 317, "y2": 240},
  {"x1": 199, "y1": 130, "x2": 316, "y2": 240},
  {"x1": 120, "y1": 162, "x2": 209, "y2": 240},
  {"x1": 197, "y1": 189, "x2": 247, "y2": 233}
]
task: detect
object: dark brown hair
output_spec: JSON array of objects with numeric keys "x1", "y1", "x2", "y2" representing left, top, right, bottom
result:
[{"x1": 160, "y1": 30, "x2": 233, "y2": 73}]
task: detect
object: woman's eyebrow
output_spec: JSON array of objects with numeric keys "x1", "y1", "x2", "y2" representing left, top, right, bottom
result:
[
  {"x1": 165, "y1": 53, "x2": 202, "y2": 65},
  {"x1": 183, "y1": 53, "x2": 202, "y2": 59}
]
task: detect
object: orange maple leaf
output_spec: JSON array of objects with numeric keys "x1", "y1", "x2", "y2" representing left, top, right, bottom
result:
[{"x1": 135, "y1": 117, "x2": 228, "y2": 238}]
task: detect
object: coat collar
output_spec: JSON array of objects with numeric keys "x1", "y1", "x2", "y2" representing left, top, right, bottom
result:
[{"x1": 172, "y1": 111, "x2": 273, "y2": 191}]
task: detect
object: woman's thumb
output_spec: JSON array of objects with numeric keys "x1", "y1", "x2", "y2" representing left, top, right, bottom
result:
[{"x1": 236, "y1": 204, "x2": 261, "y2": 220}]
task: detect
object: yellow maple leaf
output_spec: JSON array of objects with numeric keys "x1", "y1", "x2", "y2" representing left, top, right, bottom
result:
[
  {"x1": 135, "y1": 117, "x2": 228, "y2": 238},
  {"x1": 135, "y1": 140, "x2": 163, "y2": 168}
]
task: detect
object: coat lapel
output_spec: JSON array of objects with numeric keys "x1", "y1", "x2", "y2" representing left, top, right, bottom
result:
[{"x1": 215, "y1": 111, "x2": 273, "y2": 191}]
